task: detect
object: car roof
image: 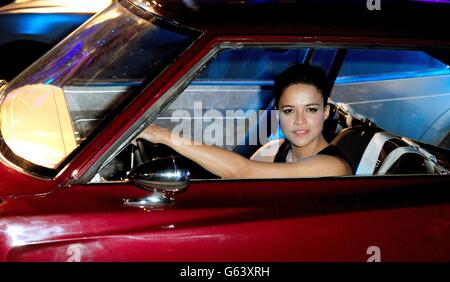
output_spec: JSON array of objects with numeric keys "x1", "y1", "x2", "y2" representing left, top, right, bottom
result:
[{"x1": 149, "y1": 0, "x2": 450, "y2": 42}]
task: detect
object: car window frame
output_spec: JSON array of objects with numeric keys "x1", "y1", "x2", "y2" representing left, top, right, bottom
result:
[{"x1": 75, "y1": 40, "x2": 450, "y2": 185}]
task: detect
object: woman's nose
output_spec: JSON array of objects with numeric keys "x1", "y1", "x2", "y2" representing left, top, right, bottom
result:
[{"x1": 293, "y1": 112, "x2": 306, "y2": 125}]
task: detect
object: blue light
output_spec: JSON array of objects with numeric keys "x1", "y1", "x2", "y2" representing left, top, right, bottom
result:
[
  {"x1": 268, "y1": 128, "x2": 285, "y2": 141},
  {"x1": 44, "y1": 78, "x2": 55, "y2": 85},
  {"x1": 192, "y1": 80, "x2": 274, "y2": 86},
  {"x1": 412, "y1": 0, "x2": 450, "y2": 3},
  {"x1": 335, "y1": 69, "x2": 450, "y2": 84},
  {"x1": 13, "y1": 14, "x2": 90, "y2": 36},
  {"x1": 192, "y1": 68, "x2": 450, "y2": 87}
]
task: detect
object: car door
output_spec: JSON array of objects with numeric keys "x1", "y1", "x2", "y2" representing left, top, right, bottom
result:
[{"x1": 4, "y1": 168, "x2": 449, "y2": 261}]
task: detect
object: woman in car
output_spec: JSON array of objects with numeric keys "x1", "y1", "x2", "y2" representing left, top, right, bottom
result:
[{"x1": 135, "y1": 63, "x2": 353, "y2": 178}]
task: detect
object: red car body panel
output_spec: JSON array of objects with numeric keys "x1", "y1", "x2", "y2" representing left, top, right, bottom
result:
[
  {"x1": 1, "y1": 174, "x2": 450, "y2": 261},
  {"x1": 0, "y1": 160, "x2": 55, "y2": 197}
]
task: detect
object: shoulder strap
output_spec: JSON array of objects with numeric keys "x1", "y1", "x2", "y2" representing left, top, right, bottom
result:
[
  {"x1": 356, "y1": 131, "x2": 397, "y2": 175},
  {"x1": 274, "y1": 139, "x2": 291, "y2": 163}
]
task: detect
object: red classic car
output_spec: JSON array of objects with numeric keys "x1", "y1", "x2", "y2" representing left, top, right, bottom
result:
[{"x1": 0, "y1": 0, "x2": 449, "y2": 262}]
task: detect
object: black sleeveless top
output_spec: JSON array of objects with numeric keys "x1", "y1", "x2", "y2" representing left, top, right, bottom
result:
[{"x1": 273, "y1": 140, "x2": 354, "y2": 174}]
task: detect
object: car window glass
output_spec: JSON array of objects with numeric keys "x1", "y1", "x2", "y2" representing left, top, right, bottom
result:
[
  {"x1": 337, "y1": 49, "x2": 450, "y2": 80},
  {"x1": 196, "y1": 48, "x2": 308, "y2": 81},
  {"x1": 333, "y1": 49, "x2": 450, "y2": 148}
]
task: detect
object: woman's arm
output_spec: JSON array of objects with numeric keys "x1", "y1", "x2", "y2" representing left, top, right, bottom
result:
[
  {"x1": 137, "y1": 124, "x2": 252, "y2": 178},
  {"x1": 137, "y1": 124, "x2": 352, "y2": 179}
]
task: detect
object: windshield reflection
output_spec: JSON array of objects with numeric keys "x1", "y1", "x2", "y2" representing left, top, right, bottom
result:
[{"x1": 0, "y1": 0, "x2": 200, "y2": 174}]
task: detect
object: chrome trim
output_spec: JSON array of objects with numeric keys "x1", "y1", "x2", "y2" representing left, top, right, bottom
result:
[
  {"x1": 128, "y1": 156, "x2": 190, "y2": 192},
  {"x1": 125, "y1": 155, "x2": 190, "y2": 209},
  {"x1": 129, "y1": 0, "x2": 159, "y2": 13},
  {"x1": 124, "y1": 190, "x2": 174, "y2": 209}
]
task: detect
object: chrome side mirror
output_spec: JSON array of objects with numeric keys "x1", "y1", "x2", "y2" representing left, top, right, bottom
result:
[{"x1": 125, "y1": 155, "x2": 190, "y2": 209}]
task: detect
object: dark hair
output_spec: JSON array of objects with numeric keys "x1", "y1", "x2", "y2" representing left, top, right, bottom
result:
[{"x1": 273, "y1": 63, "x2": 331, "y2": 107}]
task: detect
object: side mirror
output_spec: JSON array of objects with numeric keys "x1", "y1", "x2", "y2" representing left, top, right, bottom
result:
[{"x1": 125, "y1": 155, "x2": 190, "y2": 209}]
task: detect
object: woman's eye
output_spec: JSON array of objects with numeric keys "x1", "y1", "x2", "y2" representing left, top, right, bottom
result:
[
  {"x1": 306, "y1": 108, "x2": 318, "y2": 113},
  {"x1": 283, "y1": 109, "x2": 294, "y2": 114}
]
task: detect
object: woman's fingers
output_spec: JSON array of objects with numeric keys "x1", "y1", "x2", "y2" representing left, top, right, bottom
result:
[
  {"x1": 131, "y1": 123, "x2": 168, "y2": 145},
  {"x1": 130, "y1": 126, "x2": 152, "y2": 146}
]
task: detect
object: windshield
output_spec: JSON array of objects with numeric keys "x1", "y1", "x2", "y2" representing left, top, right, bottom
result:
[{"x1": 0, "y1": 0, "x2": 200, "y2": 176}]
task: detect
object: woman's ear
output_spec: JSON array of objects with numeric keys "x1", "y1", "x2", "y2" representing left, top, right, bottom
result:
[{"x1": 324, "y1": 104, "x2": 330, "y2": 121}]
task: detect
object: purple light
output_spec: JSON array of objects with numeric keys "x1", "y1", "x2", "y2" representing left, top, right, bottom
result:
[{"x1": 412, "y1": 0, "x2": 450, "y2": 3}]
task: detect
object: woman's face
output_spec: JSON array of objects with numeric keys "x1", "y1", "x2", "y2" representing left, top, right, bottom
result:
[{"x1": 278, "y1": 83, "x2": 329, "y2": 148}]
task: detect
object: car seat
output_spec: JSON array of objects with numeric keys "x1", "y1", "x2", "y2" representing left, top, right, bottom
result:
[
  {"x1": 332, "y1": 125, "x2": 447, "y2": 175},
  {"x1": 322, "y1": 102, "x2": 339, "y2": 142}
]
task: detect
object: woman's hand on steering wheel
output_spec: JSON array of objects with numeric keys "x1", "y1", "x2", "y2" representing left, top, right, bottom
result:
[{"x1": 132, "y1": 124, "x2": 171, "y2": 146}]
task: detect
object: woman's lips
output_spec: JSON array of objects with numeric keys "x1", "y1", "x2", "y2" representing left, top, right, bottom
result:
[{"x1": 293, "y1": 129, "x2": 309, "y2": 136}]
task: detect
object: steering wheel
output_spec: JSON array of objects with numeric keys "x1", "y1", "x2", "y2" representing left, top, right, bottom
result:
[
  {"x1": 134, "y1": 138, "x2": 176, "y2": 164},
  {"x1": 133, "y1": 138, "x2": 219, "y2": 179}
]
